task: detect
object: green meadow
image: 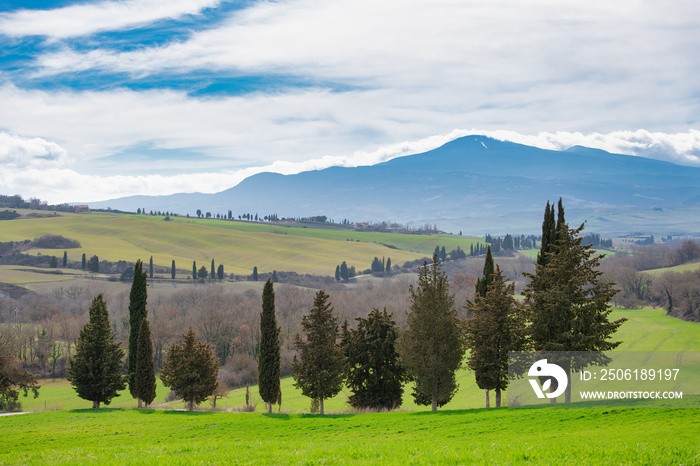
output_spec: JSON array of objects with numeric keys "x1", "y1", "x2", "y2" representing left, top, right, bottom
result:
[
  {"x1": 0, "y1": 211, "x2": 484, "y2": 276},
  {"x1": 2, "y1": 403, "x2": 698, "y2": 464}
]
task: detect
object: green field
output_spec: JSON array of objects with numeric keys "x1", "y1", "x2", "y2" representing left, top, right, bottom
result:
[
  {"x1": 2, "y1": 403, "x2": 698, "y2": 464},
  {"x1": 645, "y1": 260, "x2": 700, "y2": 276},
  {"x1": 0, "y1": 265, "x2": 89, "y2": 285},
  {"x1": 0, "y1": 211, "x2": 486, "y2": 276}
]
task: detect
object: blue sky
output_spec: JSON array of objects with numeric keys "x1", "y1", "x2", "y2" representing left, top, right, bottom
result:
[{"x1": 0, "y1": 0, "x2": 699, "y2": 203}]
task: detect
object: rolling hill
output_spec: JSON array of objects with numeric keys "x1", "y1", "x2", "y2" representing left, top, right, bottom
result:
[
  {"x1": 0, "y1": 210, "x2": 482, "y2": 277},
  {"x1": 89, "y1": 136, "x2": 700, "y2": 235}
]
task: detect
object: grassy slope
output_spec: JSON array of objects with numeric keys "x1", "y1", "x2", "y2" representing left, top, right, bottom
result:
[
  {"x1": 645, "y1": 260, "x2": 700, "y2": 276},
  {"x1": 0, "y1": 211, "x2": 485, "y2": 276},
  {"x1": 2, "y1": 404, "x2": 698, "y2": 464}
]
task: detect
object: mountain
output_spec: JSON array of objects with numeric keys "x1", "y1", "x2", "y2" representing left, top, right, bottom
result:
[{"x1": 89, "y1": 136, "x2": 700, "y2": 235}]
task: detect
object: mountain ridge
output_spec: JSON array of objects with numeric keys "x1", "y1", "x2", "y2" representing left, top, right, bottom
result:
[{"x1": 89, "y1": 136, "x2": 700, "y2": 235}]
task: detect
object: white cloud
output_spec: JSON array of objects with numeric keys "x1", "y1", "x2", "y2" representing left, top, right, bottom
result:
[
  {"x1": 0, "y1": 132, "x2": 70, "y2": 168},
  {"x1": 0, "y1": 0, "x2": 222, "y2": 39},
  {"x1": 480, "y1": 130, "x2": 700, "y2": 166}
]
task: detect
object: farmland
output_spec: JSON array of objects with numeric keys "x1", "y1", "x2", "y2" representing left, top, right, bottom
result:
[{"x1": 0, "y1": 210, "x2": 485, "y2": 277}]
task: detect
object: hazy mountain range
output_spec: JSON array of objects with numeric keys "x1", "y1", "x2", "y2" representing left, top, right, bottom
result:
[{"x1": 89, "y1": 136, "x2": 700, "y2": 236}]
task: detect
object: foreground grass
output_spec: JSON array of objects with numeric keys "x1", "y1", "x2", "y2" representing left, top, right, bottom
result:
[{"x1": 2, "y1": 405, "x2": 698, "y2": 464}]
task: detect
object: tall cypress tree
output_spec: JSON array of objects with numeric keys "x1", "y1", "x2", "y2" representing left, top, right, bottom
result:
[
  {"x1": 149, "y1": 256, "x2": 154, "y2": 280},
  {"x1": 192, "y1": 261, "x2": 197, "y2": 280},
  {"x1": 253, "y1": 266, "x2": 259, "y2": 281},
  {"x1": 524, "y1": 210, "x2": 626, "y2": 402},
  {"x1": 475, "y1": 246, "x2": 494, "y2": 298},
  {"x1": 81, "y1": 253, "x2": 86, "y2": 270},
  {"x1": 211, "y1": 258, "x2": 215, "y2": 280},
  {"x1": 171, "y1": 260, "x2": 176, "y2": 280},
  {"x1": 135, "y1": 319, "x2": 156, "y2": 407},
  {"x1": 537, "y1": 201, "x2": 556, "y2": 267},
  {"x1": 398, "y1": 255, "x2": 465, "y2": 411},
  {"x1": 465, "y1": 266, "x2": 527, "y2": 407},
  {"x1": 386, "y1": 257, "x2": 392, "y2": 274},
  {"x1": 62, "y1": 251, "x2": 67, "y2": 268},
  {"x1": 128, "y1": 260, "x2": 148, "y2": 406},
  {"x1": 473, "y1": 244, "x2": 495, "y2": 406},
  {"x1": 292, "y1": 290, "x2": 346, "y2": 414},
  {"x1": 556, "y1": 197, "x2": 566, "y2": 235},
  {"x1": 258, "y1": 278, "x2": 281, "y2": 413},
  {"x1": 68, "y1": 294, "x2": 126, "y2": 408}
]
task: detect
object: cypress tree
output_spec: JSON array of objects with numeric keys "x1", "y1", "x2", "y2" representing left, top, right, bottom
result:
[
  {"x1": 524, "y1": 215, "x2": 626, "y2": 402},
  {"x1": 343, "y1": 308, "x2": 407, "y2": 410},
  {"x1": 135, "y1": 319, "x2": 156, "y2": 407},
  {"x1": 398, "y1": 255, "x2": 465, "y2": 411},
  {"x1": 386, "y1": 257, "x2": 392, "y2": 274},
  {"x1": 475, "y1": 246, "x2": 494, "y2": 298},
  {"x1": 171, "y1": 260, "x2": 176, "y2": 280},
  {"x1": 81, "y1": 253, "x2": 86, "y2": 270},
  {"x1": 211, "y1": 259, "x2": 215, "y2": 280},
  {"x1": 537, "y1": 201, "x2": 556, "y2": 267},
  {"x1": 335, "y1": 265, "x2": 340, "y2": 282},
  {"x1": 465, "y1": 265, "x2": 527, "y2": 407},
  {"x1": 258, "y1": 278, "x2": 281, "y2": 413},
  {"x1": 556, "y1": 197, "x2": 566, "y2": 234},
  {"x1": 217, "y1": 264, "x2": 224, "y2": 280},
  {"x1": 292, "y1": 290, "x2": 346, "y2": 414},
  {"x1": 192, "y1": 261, "x2": 197, "y2": 280},
  {"x1": 253, "y1": 266, "x2": 259, "y2": 281},
  {"x1": 161, "y1": 327, "x2": 219, "y2": 411},
  {"x1": 149, "y1": 256, "x2": 154, "y2": 280},
  {"x1": 128, "y1": 260, "x2": 148, "y2": 406},
  {"x1": 62, "y1": 251, "x2": 67, "y2": 268},
  {"x1": 68, "y1": 294, "x2": 126, "y2": 408}
]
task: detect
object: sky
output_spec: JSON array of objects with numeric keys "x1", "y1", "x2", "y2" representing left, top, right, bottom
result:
[{"x1": 0, "y1": 0, "x2": 699, "y2": 204}]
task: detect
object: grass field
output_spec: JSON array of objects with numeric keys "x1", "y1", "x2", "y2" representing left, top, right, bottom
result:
[
  {"x1": 2, "y1": 403, "x2": 698, "y2": 464},
  {"x1": 0, "y1": 265, "x2": 89, "y2": 286},
  {"x1": 645, "y1": 260, "x2": 700, "y2": 276},
  {"x1": 0, "y1": 211, "x2": 488, "y2": 277}
]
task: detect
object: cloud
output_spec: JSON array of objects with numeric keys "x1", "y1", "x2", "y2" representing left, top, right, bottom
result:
[
  {"x1": 0, "y1": 0, "x2": 223, "y2": 39},
  {"x1": 0, "y1": 132, "x2": 70, "y2": 168},
  {"x1": 480, "y1": 130, "x2": 700, "y2": 166}
]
